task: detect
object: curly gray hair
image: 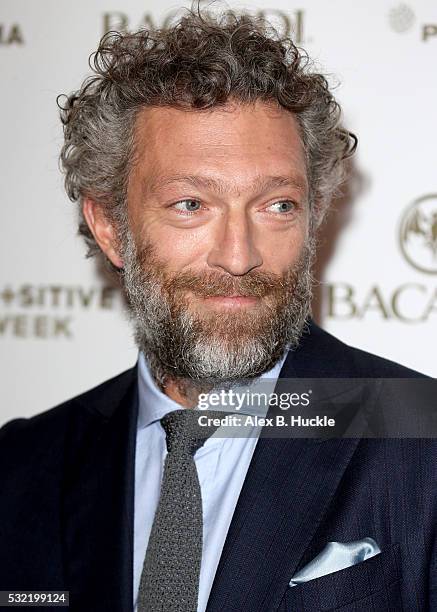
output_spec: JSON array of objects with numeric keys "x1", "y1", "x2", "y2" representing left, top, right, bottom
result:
[{"x1": 58, "y1": 8, "x2": 356, "y2": 258}]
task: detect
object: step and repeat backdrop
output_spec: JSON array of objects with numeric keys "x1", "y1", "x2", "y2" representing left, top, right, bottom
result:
[{"x1": 1, "y1": 0, "x2": 436, "y2": 424}]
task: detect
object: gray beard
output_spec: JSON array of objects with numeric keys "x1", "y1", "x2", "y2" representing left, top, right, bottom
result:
[{"x1": 119, "y1": 229, "x2": 315, "y2": 392}]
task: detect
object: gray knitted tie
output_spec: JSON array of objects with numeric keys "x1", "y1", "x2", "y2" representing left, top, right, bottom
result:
[{"x1": 137, "y1": 409, "x2": 223, "y2": 612}]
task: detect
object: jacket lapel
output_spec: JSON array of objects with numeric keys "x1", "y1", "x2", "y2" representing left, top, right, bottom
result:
[
  {"x1": 206, "y1": 322, "x2": 362, "y2": 612},
  {"x1": 206, "y1": 438, "x2": 361, "y2": 612},
  {"x1": 62, "y1": 367, "x2": 138, "y2": 612}
]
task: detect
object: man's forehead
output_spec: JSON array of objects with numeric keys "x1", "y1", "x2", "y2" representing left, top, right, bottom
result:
[
  {"x1": 133, "y1": 102, "x2": 308, "y2": 194},
  {"x1": 133, "y1": 100, "x2": 305, "y2": 148}
]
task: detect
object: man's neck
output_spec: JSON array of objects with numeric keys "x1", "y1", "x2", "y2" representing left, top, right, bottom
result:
[{"x1": 158, "y1": 376, "x2": 214, "y2": 409}]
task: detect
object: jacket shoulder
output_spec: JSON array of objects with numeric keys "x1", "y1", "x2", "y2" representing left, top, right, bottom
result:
[
  {"x1": 292, "y1": 321, "x2": 426, "y2": 378},
  {"x1": 0, "y1": 366, "x2": 137, "y2": 466}
]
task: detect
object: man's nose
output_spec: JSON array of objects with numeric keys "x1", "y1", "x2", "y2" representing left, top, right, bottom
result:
[{"x1": 206, "y1": 211, "x2": 263, "y2": 276}]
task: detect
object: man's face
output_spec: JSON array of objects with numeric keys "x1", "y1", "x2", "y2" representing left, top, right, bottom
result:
[{"x1": 118, "y1": 101, "x2": 314, "y2": 388}]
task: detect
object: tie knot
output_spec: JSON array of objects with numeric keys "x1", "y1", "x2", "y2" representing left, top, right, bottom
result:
[{"x1": 160, "y1": 409, "x2": 223, "y2": 455}]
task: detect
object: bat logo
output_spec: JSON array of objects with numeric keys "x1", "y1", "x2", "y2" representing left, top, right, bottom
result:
[
  {"x1": 388, "y1": 4, "x2": 416, "y2": 34},
  {"x1": 399, "y1": 195, "x2": 437, "y2": 274}
]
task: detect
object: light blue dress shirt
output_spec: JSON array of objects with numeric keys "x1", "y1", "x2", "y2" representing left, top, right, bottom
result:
[{"x1": 133, "y1": 350, "x2": 289, "y2": 612}]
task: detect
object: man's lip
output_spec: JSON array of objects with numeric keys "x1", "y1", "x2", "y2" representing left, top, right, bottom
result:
[{"x1": 201, "y1": 295, "x2": 259, "y2": 307}]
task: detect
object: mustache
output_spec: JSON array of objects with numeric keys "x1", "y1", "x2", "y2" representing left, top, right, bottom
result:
[
  {"x1": 162, "y1": 268, "x2": 294, "y2": 298},
  {"x1": 133, "y1": 239, "x2": 313, "y2": 299}
]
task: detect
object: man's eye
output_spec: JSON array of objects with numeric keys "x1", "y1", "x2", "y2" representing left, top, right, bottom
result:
[
  {"x1": 173, "y1": 199, "x2": 202, "y2": 214},
  {"x1": 267, "y1": 200, "x2": 296, "y2": 214}
]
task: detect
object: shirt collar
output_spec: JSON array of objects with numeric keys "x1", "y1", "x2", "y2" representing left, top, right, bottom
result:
[{"x1": 137, "y1": 349, "x2": 289, "y2": 430}]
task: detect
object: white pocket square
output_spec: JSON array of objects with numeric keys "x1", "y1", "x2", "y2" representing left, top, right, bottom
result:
[{"x1": 289, "y1": 537, "x2": 381, "y2": 587}]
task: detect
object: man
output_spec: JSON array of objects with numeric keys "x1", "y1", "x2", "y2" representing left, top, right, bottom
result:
[{"x1": 0, "y1": 9, "x2": 435, "y2": 612}]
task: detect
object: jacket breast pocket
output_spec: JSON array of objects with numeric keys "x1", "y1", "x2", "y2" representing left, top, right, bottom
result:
[{"x1": 281, "y1": 542, "x2": 402, "y2": 611}]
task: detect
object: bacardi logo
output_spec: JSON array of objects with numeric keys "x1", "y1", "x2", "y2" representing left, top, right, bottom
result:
[
  {"x1": 399, "y1": 195, "x2": 437, "y2": 275},
  {"x1": 388, "y1": 4, "x2": 437, "y2": 42},
  {"x1": 102, "y1": 8, "x2": 307, "y2": 44}
]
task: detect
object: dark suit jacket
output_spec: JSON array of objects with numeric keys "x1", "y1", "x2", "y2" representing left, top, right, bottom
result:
[{"x1": 1, "y1": 321, "x2": 436, "y2": 611}]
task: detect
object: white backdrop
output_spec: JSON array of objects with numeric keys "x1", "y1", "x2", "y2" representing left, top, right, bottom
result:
[{"x1": 1, "y1": 0, "x2": 436, "y2": 425}]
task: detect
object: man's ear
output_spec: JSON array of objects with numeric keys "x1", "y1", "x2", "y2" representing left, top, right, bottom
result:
[{"x1": 82, "y1": 199, "x2": 124, "y2": 269}]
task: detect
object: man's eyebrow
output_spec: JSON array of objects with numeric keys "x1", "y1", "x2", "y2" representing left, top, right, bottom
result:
[{"x1": 145, "y1": 174, "x2": 308, "y2": 197}]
